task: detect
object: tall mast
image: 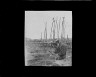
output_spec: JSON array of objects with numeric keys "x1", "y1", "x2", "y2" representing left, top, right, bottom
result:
[
  {"x1": 44, "y1": 26, "x2": 45, "y2": 39},
  {"x1": 41, "y1": 32, "x2": 42, "y2": 40},
  {"x1": 61, "y1": 17, "x2": 65, "y2": 39},
  {"x1": 52, "y1": 18, "x2": 54, "y2": 40},
  {"x1": 50, "y1": 22, "x2": 53, "y2": 39},
  {"x1": 59, "y1": 17, "x2": 61, "y2": 39},
  {"x1": 56, "y1": 17, "x2": 59, "y2": 39},
  {"x1": 52, "y1": 17, "x2": 56, "y2": 40},
  {"x1": 46, "y1": 22, "x2": 47, "y2": 40},
  {"x1": 44, "y1": 21, "x2": 47, "y2": 40},
  {"x1": 67, "y1": 34, "x2": 68, "y2": 40},
  {"x1": 44, "y1": 22, "x2": 46, "y2": 40}
]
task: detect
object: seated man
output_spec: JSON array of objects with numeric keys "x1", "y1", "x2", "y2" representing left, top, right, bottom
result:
[
  {"x1": 49, "y1": 40, "x2": 67, "y2": 60},
  {"x1": 54, "y1": 42, "x2": 67, "y2": 60}
]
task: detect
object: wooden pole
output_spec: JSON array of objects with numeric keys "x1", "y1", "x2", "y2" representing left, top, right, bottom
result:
[
  {"x1": 46, "y1": 22, "x2": 47, "y2": 40},
  {"x1": 41, "y1": 32, "x2": 42, "y2": 40},
  {"x1": 59, "y1": 17, "x2": 61, "y2": 39},
  {"x1": 52, "y1": 17, "x2": 55, "y2": 40},
  {"x1": 44, "y1": 22, "x2": 47, "y2": 40},
  {"x1": 56, "y1": 17, "x2": 59, "y2": 39},
  {"x1": 67, "y1": 34, "x2": 68, "y2": 40},
  {"x1": 50, "y1": 22, "x2": 53, "y2": 39},
  {"x1": 44, "y1": 28, "x2": 45, "y2": 39},
  {"x1": 62, "y1": 17, "x2": 65, "y2": 39}
]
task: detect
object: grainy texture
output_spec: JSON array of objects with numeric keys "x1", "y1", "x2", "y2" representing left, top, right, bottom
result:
[{"x1": 25, "y1": 38, "x2": 72, "y2": 66}]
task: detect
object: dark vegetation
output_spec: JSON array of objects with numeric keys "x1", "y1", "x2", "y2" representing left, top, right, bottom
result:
[{"x1": 25, "y1": 38, "x2": 72, "y2": 66}]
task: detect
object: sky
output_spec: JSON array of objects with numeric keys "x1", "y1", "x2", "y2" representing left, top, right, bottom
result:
[{"x1": 25, "y1": 11, "x2": 72, "y2": 39}]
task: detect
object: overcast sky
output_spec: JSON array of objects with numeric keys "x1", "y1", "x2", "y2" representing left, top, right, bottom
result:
[{"x1": 25, "y1": 11, "x2": 72, "y2": 39}]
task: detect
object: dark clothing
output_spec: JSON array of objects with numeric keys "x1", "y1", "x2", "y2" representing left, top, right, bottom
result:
[
  {"x1": 50, "y1": 40, "x2": 67, "y2": 60},
  {"x1": 55, "y1": 45, "x2": 67, "y2": 60}
]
